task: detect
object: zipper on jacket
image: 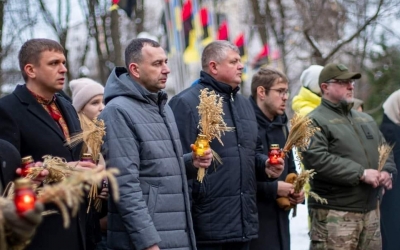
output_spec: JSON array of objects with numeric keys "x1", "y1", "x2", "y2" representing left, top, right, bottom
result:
[
  {"x1": 231, "y1": 93, "x2": 234, "y2": 102},
  {"x1": 346, "y1": 114, "x2": 372, "y2": 170},
  {"x1": 346, "y1": 113, "x2": 373, "y2": 212}
]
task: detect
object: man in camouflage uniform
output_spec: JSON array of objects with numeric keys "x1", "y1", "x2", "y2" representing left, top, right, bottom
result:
[{"x1": 301, "y1": 63, "x2": 397, "y2": 250}]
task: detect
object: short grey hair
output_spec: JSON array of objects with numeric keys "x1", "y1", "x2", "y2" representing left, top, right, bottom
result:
[{"x1": 201, "y1": 40, "x2": 240, "y2": 71}]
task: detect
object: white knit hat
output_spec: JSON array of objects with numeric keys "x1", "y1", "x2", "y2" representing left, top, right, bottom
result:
[
  {"x1": 69, "y1": 78, "x2": 104, "y2": 112},
  {"x1": 300, "y1": 65, "x2": 323, "y2": 96}
]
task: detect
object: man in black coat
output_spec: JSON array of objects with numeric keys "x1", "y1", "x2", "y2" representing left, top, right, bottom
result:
[
  {"x1": 169, "y1": 41, "x2": 284, "y2": 250},
  {"x1": 0, "y1": 38, "x2": 96, "y2": 250},
  {"x1": 249, "y1": 67, "x2": 304, "y2": 250}
]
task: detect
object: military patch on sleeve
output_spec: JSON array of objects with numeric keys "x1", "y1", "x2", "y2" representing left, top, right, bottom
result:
[{"x1": 337, "y1": 64, "x2": 348, "y2": 71}]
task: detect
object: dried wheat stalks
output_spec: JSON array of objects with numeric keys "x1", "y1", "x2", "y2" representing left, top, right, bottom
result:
[
  {"x1": 376, "y1": 142, "x2": 394, "y2": 217},
  {"x1": 65, "y1": 114, "x2": 107, "y2": 212},
  {"x1": 283, "y1": 113, "x2": 319, "y2": 158},
  {"x1": 378, "y1": 142, "x2": 394, "y2": 172},
  {"x1": 4, "y1": 168, "x2": 119, "y2": 229},
  {"x1": 38, "y1": 168, "x2": 119, "y2": 228},
  {"x1": 0, "y1": 198, "x2": 6, "y2": 250},
  {"x1": 292, "y1": 169, "x2": 327, "y2": 217},
  {"x1": 25, "y1": 155, "x2": 76, "y2": 184},
  {"x1": 66, "y1": 114, "x2": 106, "y2": 162},
  {"x1": 87, "y1": 181, "x2": 106, "y2": 213},
  {"x1": 196, "y1": 88, "x2": 234, "y2": 182}
]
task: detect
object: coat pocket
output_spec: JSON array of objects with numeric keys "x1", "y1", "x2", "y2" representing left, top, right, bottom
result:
[{"x1": 147, "y1": 185, "x2": 159, "y2": 217}]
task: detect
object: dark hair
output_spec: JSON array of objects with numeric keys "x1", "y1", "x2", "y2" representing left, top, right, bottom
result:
[
  {"x1": 18, "y1": 39, "x2": 64, "y2": 81},
  {"x1": 250, "y1": 67, "x2": 288, "y2": 98},
  {"x1": 201, "y1": 40, "x2": 240, "y2": 71},
  {"x1": 124, "y1": 38, "x2": 161, "y2": 69}
]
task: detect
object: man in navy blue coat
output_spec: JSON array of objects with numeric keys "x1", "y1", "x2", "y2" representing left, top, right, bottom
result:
[{"x1": 169, "y1": 40, "x2": 284, "y2": 250}]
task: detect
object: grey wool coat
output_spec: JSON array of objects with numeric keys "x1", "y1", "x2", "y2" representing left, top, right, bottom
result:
[{"x1": 100, "y1": 67, "x2": 196, "y2": 250}]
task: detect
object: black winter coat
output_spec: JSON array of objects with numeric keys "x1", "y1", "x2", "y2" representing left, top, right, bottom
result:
[
  {"x1": 0, "y1": 84, "x2": 85, "y2": 250},
  {"x1": 380, "y1": 114, "x2": 400, "y2": 250},
  {"x1": 169, "y1": 71, "x2": 268, "y2": 244},
  {"x1": 249, "y1": 97, "x2": 296, "y2": 250}
]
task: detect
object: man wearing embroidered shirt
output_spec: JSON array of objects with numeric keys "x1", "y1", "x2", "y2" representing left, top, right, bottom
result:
[{"x1": 0, "y1": 38, "x2": 97, "y2": 250}]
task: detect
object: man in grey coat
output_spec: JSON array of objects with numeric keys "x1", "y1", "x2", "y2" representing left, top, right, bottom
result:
[{"x1": 100, "y1": 38, "x2": 212, "y2": 250}]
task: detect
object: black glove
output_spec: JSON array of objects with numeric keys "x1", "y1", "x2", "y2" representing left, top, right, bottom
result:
[{"x1": 3, "y1": 199, "x2": 43, "y2": 244}]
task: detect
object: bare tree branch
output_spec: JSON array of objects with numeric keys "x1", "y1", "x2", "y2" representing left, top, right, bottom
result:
[
  {"x1": 323, "y1": 0, "x2": 385, "y2": 63},
  {"x1": 303, "y1": 28, "x2": 324, "y2": 64},
  {"x1": 249, "y1": 0, "x2": 269, "y2": 45},
  {"x1": 37, "y1": 0, "x2": 60, "y2": 33}
]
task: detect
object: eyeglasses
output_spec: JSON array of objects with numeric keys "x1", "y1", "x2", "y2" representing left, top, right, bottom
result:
[
  {"x1": 325, "y1": 79, "x2": 355, "y2": 86},
  {"x1": 266, "y1": 88, "x2": 289, "y2": 97}
]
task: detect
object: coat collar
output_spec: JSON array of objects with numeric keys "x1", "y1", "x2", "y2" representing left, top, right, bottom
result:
[
  {"x1": 199, "y1": 71, "x2": 240, "y2": 97},
  {"x1": 13, "y1": 85, "x2": 68, "y2": 140},
  {"x1": 321, "y1": 98, "x2": 353, "y2": 116}
]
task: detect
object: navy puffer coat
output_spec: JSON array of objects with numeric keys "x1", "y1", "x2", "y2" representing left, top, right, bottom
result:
[{"x1": 169, "y1": 71, "x2": 268, "y2": 244}]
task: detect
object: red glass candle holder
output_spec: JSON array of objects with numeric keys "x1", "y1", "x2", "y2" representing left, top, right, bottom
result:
[
  {"x1": 20, "y1": 155, "x2": 34, "y2": 177},
  {"x1": 268, "y1": 144, "x2": 282, "y2": 165},
  {"x1": 14, "y1": 178, "x2": 36, "y2": 215}
]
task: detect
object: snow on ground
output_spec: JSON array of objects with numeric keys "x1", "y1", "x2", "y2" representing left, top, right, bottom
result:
[{"x1": 289, "y1": 202, "x2": 310, "y2": 250}]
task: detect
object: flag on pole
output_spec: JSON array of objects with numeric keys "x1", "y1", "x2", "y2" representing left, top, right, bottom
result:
[
  {"x1": 200, "y1": 7, "x2": 213, "y2": 46},
  {"x1": 234, "y1": 32, "x2": 248, "y2": 81},
  {"x1": 182, "y1": 0, "x2": 193, "y2": 49},
  {"x1": 252, "y1": 44, "x2": 269, "y2": 69},
  {"x1": 110, "y1": 0, "x2": 136, "y2": 17},
  {"x1": 217, "y1": 20, "x2": 228, "y2": 40}
]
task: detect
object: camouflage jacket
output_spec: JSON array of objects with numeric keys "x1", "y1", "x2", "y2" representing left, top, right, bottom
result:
[{"x1": 301, "y1": 98, "x2": 397, "y2": 213}]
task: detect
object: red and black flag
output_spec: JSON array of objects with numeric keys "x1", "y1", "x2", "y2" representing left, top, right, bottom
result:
[
  {"x1": 110, "y1": 0, "x2": 137, "y2": 18},
  {"x1": 182, "y1": 0, "x2": 193, "y2": 49},
  {"x1": 217, "y1": 20, "x2": 228, "y2": 41},
  {"x1": 200, "y1": 7, "x2": 209, "y2": 40},
  {"x1": 234, "y1": 32, "x2": 245, "y2": 57},
  {"x1": 252, "y1": 44, "x2": 269, "y2": 69}
]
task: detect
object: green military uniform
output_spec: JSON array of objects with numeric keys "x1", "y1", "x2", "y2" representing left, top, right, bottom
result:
[{"x1": 302, "y1": 98, "x2": 397, "y2": 250}]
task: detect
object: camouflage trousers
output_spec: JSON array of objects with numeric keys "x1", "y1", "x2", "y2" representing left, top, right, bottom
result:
[{"x1": 308, "y1": 208, "x2": 381, "y2": 250}]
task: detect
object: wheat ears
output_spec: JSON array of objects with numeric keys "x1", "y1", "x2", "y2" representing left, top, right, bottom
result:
[
  {"x1": 284, "y1": 113, "x2": 325, "y2": 217},
  {"x1": 291, "y1": 169, "x2": 327, "y2": 217},
  {"x1": 282, "y1": 113, "x2": 319, "y2": 157},
  {"x1": 4, "y1": 160, "x2": 119, "y2": 228},
  {"x1": 196, "y1": 88, "x2": 234, "y2": 182},
  {"x1": 66, "y1": 114, "x2": 106, "y2": 162}
]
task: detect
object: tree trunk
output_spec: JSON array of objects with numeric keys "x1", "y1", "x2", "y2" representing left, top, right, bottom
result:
[
  {"x1": 88, "y1": 0, "x2": 107, "y2": 83},
  {"x1": 135, "y1": 0, "x2": 145, "y2": 34},
  {"x1": 110, "y1": 9, "x2": 123, "y2": 67},
  {"x1": 0, "y1": 0, "x2": 6, "y2": 95},
  {"x1": 249, "y1": 0, "x2": 268, "y2": 45}
]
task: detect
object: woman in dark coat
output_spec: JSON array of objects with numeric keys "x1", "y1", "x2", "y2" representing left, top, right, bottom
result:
[{"x1": 380, "y1": 89, "x2": 400, "y2": 250}]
